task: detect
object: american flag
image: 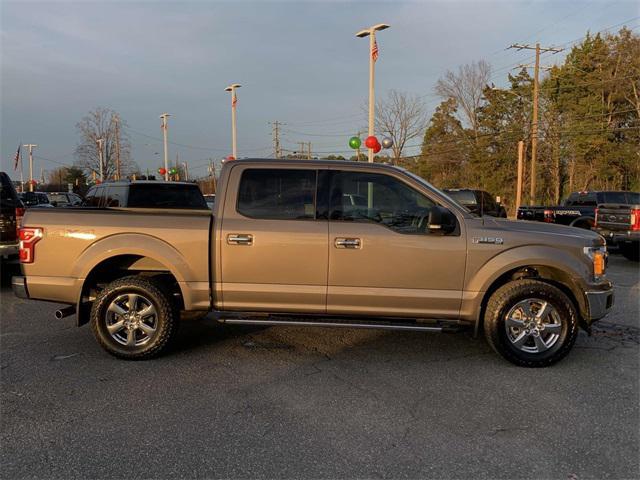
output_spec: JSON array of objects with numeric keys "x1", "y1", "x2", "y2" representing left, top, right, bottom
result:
[
  {"x1": 232, "y1": 92, "x2": 238, "y2": 108},
  {"x1": 371, "y1": 37, "x2": 379, "y2": 62},
  {"x1": 13, "y1": 145, "x2": 21, "y2": 171}
]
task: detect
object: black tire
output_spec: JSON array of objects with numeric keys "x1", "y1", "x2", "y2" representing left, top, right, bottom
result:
[
  {"x1": 619, "y1": 242, "x2": 640, "y2": 262},
  {"x1": 90, "y1": 275, "x2": 179, "y2": 360},
  {"x1": 483, "y1": 279, "x2": 579, "y2": 367}
]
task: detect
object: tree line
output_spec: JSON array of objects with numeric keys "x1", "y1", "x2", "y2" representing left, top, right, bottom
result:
[{"x1": 408, "y1": 28, "x2": 639, "y2": 213}]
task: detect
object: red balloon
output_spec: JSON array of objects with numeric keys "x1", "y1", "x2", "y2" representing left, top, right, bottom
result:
[
  {"x1": 365, "y1": 136, "x2": 378, "y2": 149},
  {"x1": 158, "y1": 168, "x2": 167, "y2": 175},
  {"x1": 226, "y1": 155, "x2": 236, "y2": 161},
  {"x1": 373, "y1": 143, "x2": 382, "y2": 154}
]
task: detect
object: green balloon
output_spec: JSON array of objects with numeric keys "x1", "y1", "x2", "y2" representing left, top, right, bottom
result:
[
  {"x1": 348, "y1": 136, "x2": 361, "y2": 149},
  {"x1": 169, "y1": 168, "x2": 178, "y2": 175}
]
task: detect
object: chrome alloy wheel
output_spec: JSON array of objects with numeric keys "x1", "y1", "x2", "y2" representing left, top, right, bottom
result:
[
  {"x1": 105, "y1": 293, "x2": 158, "y2": 347},
  {"x1": 504, "y1": 298, "x2": 562, "y2": 354}
]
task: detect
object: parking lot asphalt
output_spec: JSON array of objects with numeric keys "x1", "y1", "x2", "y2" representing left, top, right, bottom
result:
[{"x1": 1, "y1": 255, "x2": 638, "y2": 479}]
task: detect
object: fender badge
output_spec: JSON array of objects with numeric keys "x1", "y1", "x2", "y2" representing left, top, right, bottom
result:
[{"x1": 473, "y1": 237, "x2": 504, "y2": 245}]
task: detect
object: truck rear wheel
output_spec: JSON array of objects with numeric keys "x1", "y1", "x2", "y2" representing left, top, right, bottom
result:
[
  {"x1": 90, "y1": 276, "x2": 178, "y2": 359},
  {"x1": 483, "y1": 279, "x2": 579, "y2": 367}
]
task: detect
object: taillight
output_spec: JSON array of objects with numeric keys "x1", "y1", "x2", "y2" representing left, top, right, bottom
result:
[
  {"x1": 15, "y1": 207, "x2": 25, "y2": 236},
  {"x1": 543, "y1": 209, "x2": 554, "y2": 223},
  {"x1": 594, "y1": 208, "x2": 599, "y2": 228},
  {"x1": 19, "y1": 227, "x2": 43, "y2": 264},
  {"x1": 631, "y1": 208, "x2": 640, "y2": 231}
]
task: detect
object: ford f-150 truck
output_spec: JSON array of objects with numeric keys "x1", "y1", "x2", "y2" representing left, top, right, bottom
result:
[
  {"x1": 517, "y1": 191, "x2": 638, "y2": 229},
  {"x1": 13, "y1": 159, "x2": 614, "y2": 367}
]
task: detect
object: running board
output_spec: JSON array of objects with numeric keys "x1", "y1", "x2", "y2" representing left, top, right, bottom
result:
[{"x1": 218, "y1": 317, "x2": 461, "y2": 333}]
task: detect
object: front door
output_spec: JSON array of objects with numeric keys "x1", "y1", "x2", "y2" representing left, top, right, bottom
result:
[
  {"x1": 218, "y1": 165, "x2": 328, "y2": 313},
  {"x1": 327, "y1": 169, "x2": 466, "y2": 319}
]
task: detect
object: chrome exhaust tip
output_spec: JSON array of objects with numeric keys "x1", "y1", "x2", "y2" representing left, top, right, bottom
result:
[{"x1": 55, "y1": 305, "x2": 76, "y2": 319}]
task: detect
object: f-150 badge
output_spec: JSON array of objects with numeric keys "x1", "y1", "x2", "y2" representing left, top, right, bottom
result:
[{"x1": 473, "y1": 237, "x2": 504, "y2": 245}]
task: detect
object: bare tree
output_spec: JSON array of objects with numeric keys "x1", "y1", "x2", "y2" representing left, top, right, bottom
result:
[
  {"x1": 435, "y1": 60, "x2": 491, "y2": 138},
  {"x1": 74, "y1": 107, "x2": 135, "y2": 179},
  {"x1": 374, "y1": 90, "x2": 427, "y2": 164}
]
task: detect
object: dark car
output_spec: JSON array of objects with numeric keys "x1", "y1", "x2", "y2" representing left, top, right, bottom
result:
[
  {"x1": 46, "y1": 191, "x2": 83, "y2": 207},
  {"x1": 19, "y1": 191, "x2": 54, "y2": 208},
  {"x1": 0, "y1": 172, "x2": 24, "y2": 259},
  {"x1": 83, "y1": 181, "x2": 209, "y2": 209},
  {"x1": 203, "y1": 194, "x2": 216, "y2": 210},
  {"x1": 594, "y1": 192, "x2": 640, "y2": 261},
  {"x1": 443, "y1": 189, "x2": 507, "y2": 217},
  {"x1": 517, "y1": 191, "x2": 636, "y2": 229}
]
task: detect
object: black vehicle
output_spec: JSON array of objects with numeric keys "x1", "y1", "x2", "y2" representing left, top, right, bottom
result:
[
  {"x1": 443, "y1": 189, "x2": 507, "y2": 217},
  {"x1": 0, "y1": 172, "x2": 24, "y2": 259},
  {"x1": 83, "y1": 180, "x2": 209, "y2": 209},
  {"x1": 203, "y1": 194, "x2": 216, "y2": 210},
  {"x1": 517, "y1": 191, "x2": 638, "y2": 229},
  {"x1": 594, "y1": 193, "x2": 640, "y2": 261},
  {"x1": 18, "y1": 191, "x2": 54, "y2": 208},
  {"x1": 46, "y1": 191, "x2": 83, "y2": 207}
]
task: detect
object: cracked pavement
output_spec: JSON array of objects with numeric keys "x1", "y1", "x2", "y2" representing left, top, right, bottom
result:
[{"x1": 1, "y1": 255, "x2": 638, "y2": 479}]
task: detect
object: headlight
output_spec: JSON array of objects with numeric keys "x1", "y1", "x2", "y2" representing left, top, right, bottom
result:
[{"x1": 583, "y1": 246, "x2": 607, "y2": 278}]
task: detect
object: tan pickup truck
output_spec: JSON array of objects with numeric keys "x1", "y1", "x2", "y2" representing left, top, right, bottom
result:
[{"x1": 13, "y1": 159, "x2": 614, "y2": 366}]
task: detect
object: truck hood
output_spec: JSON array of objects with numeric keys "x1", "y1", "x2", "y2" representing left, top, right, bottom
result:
[{"x1": 476, "y1": 217, "x2": 605, "y2": 247}]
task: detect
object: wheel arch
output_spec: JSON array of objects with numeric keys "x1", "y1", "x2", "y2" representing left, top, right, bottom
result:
[
  {"x1": 74, "y1": 234, "x2": 195, "y2": 325},
  {"x1": 569, "y1": 216, "x2": 595, "y2": 229}
]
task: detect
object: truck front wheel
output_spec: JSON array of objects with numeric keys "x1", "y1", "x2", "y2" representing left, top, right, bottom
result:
[
  {"x1": 90, "y1": 276, "x2": 179, "y2": 359},
  {"x1": 483, "y1": 279, "x2": 579, "y2": 367}
]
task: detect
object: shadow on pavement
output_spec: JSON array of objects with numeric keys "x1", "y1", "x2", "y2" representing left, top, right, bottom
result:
[{"x1": 1, "y1": 260, "x2": 20, "y2": 291}]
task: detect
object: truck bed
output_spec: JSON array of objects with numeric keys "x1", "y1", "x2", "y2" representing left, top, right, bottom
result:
[{"x1": 20, "y1": 207, "x2": 212, "y2": 310}]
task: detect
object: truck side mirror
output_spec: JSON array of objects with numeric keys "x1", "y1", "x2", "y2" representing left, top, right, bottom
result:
[{"x1": 428, "y1": 206, "x2": 457, "y2": 234}]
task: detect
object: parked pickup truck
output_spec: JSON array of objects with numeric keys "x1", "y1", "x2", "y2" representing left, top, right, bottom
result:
[
  {"x1": 517, "y1": 191, "x2": 638, "y2": 229},
  {"x1": 13, "y1": 159, "x2": 614, "y2": 367},
  {"x1": 594, "y1": 195, "x2": 640, "y2": 261}
]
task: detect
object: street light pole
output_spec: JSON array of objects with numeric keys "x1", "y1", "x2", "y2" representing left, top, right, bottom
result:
[
  {"x1": 96, "y1": 138, "x2": 104, "y2": 181},
  {"x1": 356, "y1": 23, "x2": 389, "y2": 163},
  {"x1": 23, "y1": 144, "x2": 37, "y2": 192},
  {"x1": 225, "y1": 84, "x2": 241, "y2": 159},
  {"x1": 160, "y1": 113, "x2": 170, "y2": 181}
]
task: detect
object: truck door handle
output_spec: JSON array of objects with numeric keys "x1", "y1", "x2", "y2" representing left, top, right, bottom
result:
[
  {"x1": 335, "y1": 238, "x2": 361, "y2": 249},
  {"x1": 227, "y1": 234, "x2": 253, "y2": 245}
]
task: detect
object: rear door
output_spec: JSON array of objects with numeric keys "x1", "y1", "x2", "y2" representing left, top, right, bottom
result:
[
  {"x1": 326, "y1": 168, "x2": 466, "y2": 318},
  {"x1": 218, "y1": 165, "x2": 329, "y2": 313}
]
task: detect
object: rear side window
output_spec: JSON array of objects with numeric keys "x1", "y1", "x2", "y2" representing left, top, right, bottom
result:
[
  {"x1": 237, "y1": 169, "x2": 317, "y2": 220},
  {"x1": 565, "y1": 192, "x2": 596, "y2": 206},
  {"x1": 127, "y1": 184, "x2": 208, "y2": 209},
  {"x1": 83, "y1": 186, "x2": 105, "y2": 207},
  {"x1": 104, "y1": 186, "x2": 128, "y2": 207}
]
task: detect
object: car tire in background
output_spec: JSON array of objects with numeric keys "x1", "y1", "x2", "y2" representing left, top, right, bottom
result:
[
  {"x1": 90, "y1": 275, "x2": 179, "y2": 359},
  {"x1": 483, "y1": 279, "x2": 579, "y2": 367}
]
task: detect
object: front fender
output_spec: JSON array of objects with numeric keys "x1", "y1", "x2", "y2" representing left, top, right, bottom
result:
[{"x1": 466, "y1": 245, "x2": 590, "y2": 294}]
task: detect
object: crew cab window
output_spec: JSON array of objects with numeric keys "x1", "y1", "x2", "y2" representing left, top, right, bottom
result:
[
  {"x1": 565, "y1": 192, "x2": 596, "y2": 206},
  {"x1": 83, "y1": 186, "x2": 104, "y2": 207},
  {"x1": 127, "y1": 184, "x2": 208, "y2": 209},
  {"x1": 237, "y1": 169, "x2": 317, "y2": 220},
  {"x1": 330, "y1": 171, "x2": 436, "y2": 234},
  {"x1": 104, "y1": 186, "x2": 128, "y2": 207}
]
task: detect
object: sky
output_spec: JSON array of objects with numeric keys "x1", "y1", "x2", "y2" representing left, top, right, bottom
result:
[{"x1": 1, "y1": 0, "x2": 638, "y2": 179}]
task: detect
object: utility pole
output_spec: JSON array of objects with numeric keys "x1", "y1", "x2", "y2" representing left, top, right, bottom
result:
[
  {"x1": 508, "y1": 42, "x2": 563, "y2": 204},
  {"x1": 356, "y1": 23, "x2": 390, "y2": 163},
  {"x1": 297, "y1": 142, "x2": 306, "y2": 159},
  {"x1": 225, "y1": 84, "x2": 241, "y2": 159},
  {"x1": 23, "y1": 144, "x2": 37, "y2": 192},
  {"x1": 96, "y1": 138, "x2": 104, "y2": 181},
  {"x1": 113, "y1": 114, "x2": 121, "y2": 180},
  {"x1": 307, "y1": 142, "x2": 312, "y2": 160},
  {"x1": 515, "y1": 140, "x2": 524, "y2": 218},
  {"x1": 182, "y1": 162, "x2": 189, "y2": 181},
  {"x1": 270, "y1": 121, "x2": 283, "y2": 159},
  {"x1": 356, "y1": 130, "x2": 363, "y2": 161},
  {"x1": 159, "y1": 113, "x2": 170, "y2": 181}
]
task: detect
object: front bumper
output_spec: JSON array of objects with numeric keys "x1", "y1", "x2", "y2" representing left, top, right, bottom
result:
[
  {"x1": 585, "y1": 287, "x2": 614, "y2": 321},
  {"x1": 12, "y1": 276, "x2": 29, "y2": 299}
]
